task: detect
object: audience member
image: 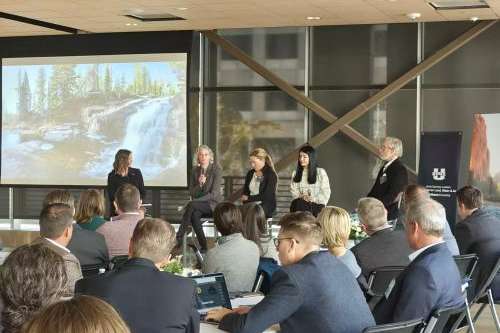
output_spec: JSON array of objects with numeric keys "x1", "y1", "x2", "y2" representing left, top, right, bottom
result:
[
  {"x1": 107, "y1": 149, "x2": 145, "y2": 216},
  {"x1": 75, "y1": 189, "x2": 107, "y2": 231},
  {"x1": 352, "y1": 197, "x2": 411, "y2": 279},
  {"x1": 176, "y1": 145, "x2": 223, "y2": 253},
  {"x1": 241, "y1": 148, "x2": 278, "y2": 218},
  {"x1": 0, "y1": 244, "x2": 67, "y2": 333},
  {"x1": 203, "y1": 202, "x2": 259, "y2": 293},
  {"x1": 373, "y1": 198, "x2": 463, "y2": 324},
  {"x1": 241, "y1": 202, "x2": 279, "y2": 261},
  {"x1": 367, "y1": 137, "x2": 408, "y2": 220},
  {"x1": 43, "y1": 190, "x2": 109, "y2": 266},
  {"x1": 97, "y1": 184, "x2": 143, "y2": 257},
  {"x1": 400, "y1": 184, "x2": 459, "y2": 255},
  {"x1": 207, "y1": 212, "x2": 375, "y2": 333},
  {"x1": 317, "y1": 206, "x2": 362, "y2": 278},
  {"x1": 77, "y1": 218, "x2": 199, "y2": 333},
  {"x1": 290, "y1": 144, "x2": 330, "y2": 217},
  {"x1": 21, "y1": 295, "x2": 130, "y2": 333},
  {"x1": 455, "y1": 185, "x2": 500, "y2": 298},
  {"x1": 33, "y1": 203, "x2": 82, "y2": 295}
]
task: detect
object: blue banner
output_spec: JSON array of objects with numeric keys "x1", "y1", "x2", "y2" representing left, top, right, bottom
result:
[{"x1": 418, "y1": 132, "x2": 462, "y2": 228}]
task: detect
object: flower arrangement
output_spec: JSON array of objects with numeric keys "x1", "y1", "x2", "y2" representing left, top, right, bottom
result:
[
  {"x1": 349, "y1": 224, "x2": 367, "y2": 241},
  {"x1": 161, "y1": 257, "x2": 183, "y2": 274}
]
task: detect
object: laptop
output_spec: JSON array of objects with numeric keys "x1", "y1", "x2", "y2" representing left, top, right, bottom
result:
[{"x1": 190, "y1": 273, "x2": 232, "y2": 315}]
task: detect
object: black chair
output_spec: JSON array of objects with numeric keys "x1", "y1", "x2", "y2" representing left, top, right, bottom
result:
[
  {"x1": 368, "y1": 266, "x2": 406, "y2": 295},
  {"x1": 363, "y1": 318, "x2": 424, "y2": 333},
  {"x1": 81, "y1": 263, "x2": 108, "y2": 278},
  {"x1": 468, "y1": 256, "x2": 500, "y2": 333},
  {"x1": 110, "y1": 255, "x2": 129, "y2": 270},
  {"x1": 453, "y1": 254, "x2": 479, "y2": 332},
  {"x1": 423, "y1": 304, "x2": 467, "y2": 333},
  {"x1": 367, "y1": 266, "x2": 406, "y2": 311}
]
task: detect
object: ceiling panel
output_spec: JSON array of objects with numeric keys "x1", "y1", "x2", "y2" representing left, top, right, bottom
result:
[{"x1": 0, "y1": 0, "x2": 498, "y2": 37}]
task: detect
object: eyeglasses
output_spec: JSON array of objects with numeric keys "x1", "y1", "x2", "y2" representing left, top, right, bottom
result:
[{"x1": 273, "y1": 237, "x2": 298, "y2": 248}]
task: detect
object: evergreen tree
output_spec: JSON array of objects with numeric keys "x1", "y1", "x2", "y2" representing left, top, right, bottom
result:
[
  {"x1": 48, "y1": 64, "x2": 78, "y2": 111},
  {"x1": 17, "y1": 71, "x2": 32, "y2": 116},
  {"x1": 104, "y1": 65, "x2": 112, "y2": 96},
  {"x1": 34, "y1": 67, "x2": 47, "y2": 114}
]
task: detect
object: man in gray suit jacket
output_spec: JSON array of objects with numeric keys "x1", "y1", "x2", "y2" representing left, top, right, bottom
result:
[
  {"x1": 33, "y1": 203, "x2": 82, "y2": 296},
  {"x1": 207, "y1": 212, "x2": 375, "y2": 333},
  {"x1": 352, "y1": 197, "x2": 412, "y2": 279}
]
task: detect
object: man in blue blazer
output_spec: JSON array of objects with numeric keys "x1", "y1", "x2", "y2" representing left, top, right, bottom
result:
[
  {"x1": 207, "y1": 212, "x2": 375, "y2": 333},
  {"x1": 374, "y1": 198, "x2": 463, "y2": 324},
  {"x1": 76, "y1": 218, "x2": 199, "y2": 333}
]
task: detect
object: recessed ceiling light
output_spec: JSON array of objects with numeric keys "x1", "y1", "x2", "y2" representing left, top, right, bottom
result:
[
  {"x1": 125, "y1": 23, "x2": 138, "y2": 26},
  {"x1": 470, "y1": 16, "x2": 479, "y2": 21},
  {"x1": 406, "y1": 12, "x2": 421, "y2": 20},
  {"x1": 306, "y1": 16, "x2": 321, "y2": 20},
  {"x1": 176, "y1": 7, "x2": 188, "y2": 10}
]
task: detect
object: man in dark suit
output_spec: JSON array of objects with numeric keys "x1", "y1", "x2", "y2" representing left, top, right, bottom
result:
[
  {"x1": 368, "y1": 137, "x2": 408, "y2": 220},
  {"x1": 42, "y1": 190, "x2": 109, "y2": 266},
  {"x1": 207, "y1": 212, "x2": 375, "y2": 333},
  {"x1": 352, "y1": 197, "x2": 412, "y2": 279},
  {"x1": 76, "y1": 218, "x2": 199, "y2": 333},
  {"x1": 374, "y1": 198, "x2": 463, "y2": 324},
  {"x1": 455, "y1": 186, "x2": 500, "y2": 299}
]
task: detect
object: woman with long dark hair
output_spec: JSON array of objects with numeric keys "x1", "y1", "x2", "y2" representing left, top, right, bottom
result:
[
  {"x1": 290, "y1": 144, "x2": 330, "y2": 217},
  {"x1": 241, "y1": 202, "x2": 278, "y2": 261},
  {"x1": 241, "y1": 148, "x2": 278, "y2": 218},
  {"x1": 107, "y1": 149, "x2": 145, "y2": 216}
]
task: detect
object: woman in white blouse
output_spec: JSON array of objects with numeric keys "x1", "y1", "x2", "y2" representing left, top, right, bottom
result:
[{"x1": 290, "y1": 144, "x2": 331, "y2": 217}]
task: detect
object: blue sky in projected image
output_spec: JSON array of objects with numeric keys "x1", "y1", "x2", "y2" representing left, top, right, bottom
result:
[{"x1": 2, "y1": 62, "x2": 181, "y2": 114}]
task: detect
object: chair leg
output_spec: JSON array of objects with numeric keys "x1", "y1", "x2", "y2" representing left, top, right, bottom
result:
[
  {"x1": 465, "y1": 298, "x2": 476, "y2": 333},
  {"x1": 487, "y1": 289, "x2": 500, "y2": 333}
]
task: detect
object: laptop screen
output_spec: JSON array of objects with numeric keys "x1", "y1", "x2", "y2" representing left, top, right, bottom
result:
[{"x1": 190, "y1": 273, "x2": 232, "y2": 313}]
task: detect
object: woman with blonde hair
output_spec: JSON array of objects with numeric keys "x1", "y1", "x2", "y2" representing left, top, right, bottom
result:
[
  {"x1": 176, "y1": 145, "x2": 223, "y2": 252},
  {"x1": 75, "y1": 189, "x2": 106, "y2": 231},
  {"x1": 107, "y1": 149, "x2": 145, "y2": 216},
  {"x1": 21, "y1": 295, "x2": 130, "y2": 333},
  {"x1": 241, "y1": 148, "x2": 278, "y2": 218},
  {"x1": 317, "y1": 206, "x2": 361, "y2": 278}
]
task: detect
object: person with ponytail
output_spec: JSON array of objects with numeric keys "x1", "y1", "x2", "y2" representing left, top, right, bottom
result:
[
  {"x1": 176, "y1": 145, "x2": 223, "y2": 252},
  {"x1": 290, "y1": 144, "x2": 331, "y2": 217},
  {"x1": 241, "y1": 148, "x2": 278, "y2": 218}
]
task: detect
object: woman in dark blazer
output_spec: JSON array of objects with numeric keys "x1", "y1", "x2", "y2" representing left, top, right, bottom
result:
[
  {"x1": 241, "y1": 148, "x2": 278, "y2": 218},
  {"x1": 107, "y1": 149, "x2": 145, "y2": 216},
  {"x1": 176, "y1": 145, "x2": 223, "y2": 252}
]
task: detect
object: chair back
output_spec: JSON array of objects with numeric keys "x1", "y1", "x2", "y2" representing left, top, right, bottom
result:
[
  {"x1": 453, "y1": 254, "x2": 478, "y2": 281},
  {"x1": 256, "y1": 257, "x2": 280, "y2": 294},
  {"x1": 363, "y1": 318, "x2": 424, "y2": 333},
  {"x1": 81, "y1": 263, "x2": 108, "y2": 278},
  {"x1": 110, "y1": 255, "x2": 129, "y2": 270},
  {"x1": 252, "y1": 272, "x2": 265, "y2": 293},
  {"x1": 470, "y1": 241, "x2": 500, "y2": 302},
  {"x1": 368, "y1": 266, "x2": 406, "y2": 296},
  {"x1": 423, "y1": 304, "x2": 467, "y2": 333}
]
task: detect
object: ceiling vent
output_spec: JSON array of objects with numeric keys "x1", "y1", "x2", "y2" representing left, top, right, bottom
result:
[
  {"x1": 428, "y1": 0, "x2": 490, "y2": 10},
  {"x1": 125, "y1": 13, "x2": 185, "y2": 22}
]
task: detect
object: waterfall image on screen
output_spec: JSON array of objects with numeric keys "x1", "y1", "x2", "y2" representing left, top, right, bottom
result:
[
  {"x1": 1, "y1": 54, "x2": 188, "y2": 186},
  {"x1": 469, "y1": 113, "x2": 500, "y2": 202}
]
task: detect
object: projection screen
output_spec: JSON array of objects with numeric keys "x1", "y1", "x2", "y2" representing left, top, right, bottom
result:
[{"x1": 1, "y1": 53, "x2": 188, "y2": 187}]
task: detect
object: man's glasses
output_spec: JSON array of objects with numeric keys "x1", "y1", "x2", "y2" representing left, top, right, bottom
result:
[{"x1": 273, "y1": 237, "x2": 299, "y2": 248}]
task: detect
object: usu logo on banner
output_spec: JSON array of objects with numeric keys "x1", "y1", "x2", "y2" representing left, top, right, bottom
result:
[
  {"x1": 418, "y1": 132, "x2": 462, "y2": 227},
  {"x1": 432, "y1": 168, "x2": 446, "y2": 181}
]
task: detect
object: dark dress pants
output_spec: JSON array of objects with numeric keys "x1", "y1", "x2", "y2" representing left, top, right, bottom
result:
[
  {"x1": 176, "y1": 201, "x2": 212, "y2": 251},
  {"x1": 290, "y1": 198, "x2": 324, "y2": 217}
]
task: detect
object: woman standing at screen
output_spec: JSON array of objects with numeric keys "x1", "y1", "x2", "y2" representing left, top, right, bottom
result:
[
  {"x1": 176, "y1": 145, "x2": 223, "y2": 252},
  {"x1": 241, "y1": 148, "x2": 278, "y2": 218},
  {"x1": 107, "y1": 149, "x2": 145, "y2": 216},
  {"x1": 290, "y1": 144, "x2": 331, "y2": 217}
]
